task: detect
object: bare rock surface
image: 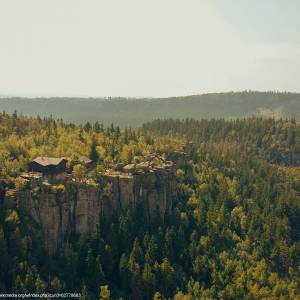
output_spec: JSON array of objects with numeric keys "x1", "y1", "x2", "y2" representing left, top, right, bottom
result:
[{"x1": 7, "y1": 153, "x2": 182, "y2": 254}]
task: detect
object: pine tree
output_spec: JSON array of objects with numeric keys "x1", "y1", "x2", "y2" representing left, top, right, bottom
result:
[{"x1": 89, "y1": 139, "x2": 99, "y2": 162}]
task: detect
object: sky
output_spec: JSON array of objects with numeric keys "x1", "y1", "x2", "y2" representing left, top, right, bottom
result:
[{"x1": 0, "y1": 0, "x2": 299, "y2": 97}]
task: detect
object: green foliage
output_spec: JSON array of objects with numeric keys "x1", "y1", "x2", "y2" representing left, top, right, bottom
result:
[
  {"x1": 99, "y1": 285, "x2": 110, "y2": 300},
  {"x1": 54, "y1": 184, "x2": 66, "y2": 192},
  {"x1": 0, "y1": 114, "x2": 300, "y2": 299},
  {"x1": 90, "y1": 138, "x2": 100, "y2": 163},
  {"x1": 72, "y1": 164, "x2": 86, "y2": 182},
  {"x1": 5, "y1": 210, "x2": 20, "y2": 225},
  {"x1": 0, "y1": 113, "x2": 181, "y2": 179}
]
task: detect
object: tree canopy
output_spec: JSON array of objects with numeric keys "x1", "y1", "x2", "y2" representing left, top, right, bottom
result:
[{"x1": 0, "y1": 114, "x2": 299, "y2": 299}]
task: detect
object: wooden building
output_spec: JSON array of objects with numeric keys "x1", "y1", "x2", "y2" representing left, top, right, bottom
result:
[{"x1": 28, "y1": 157, "x2": 68, "y2": 174}]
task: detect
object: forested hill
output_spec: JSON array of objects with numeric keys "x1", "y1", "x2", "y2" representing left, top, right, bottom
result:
[
  {"x1": 143, "y1": 118, "x2": 300, "y2": 166},
  {"x1": 1, "y1": 91, "x2": 300, "y2": 127}
]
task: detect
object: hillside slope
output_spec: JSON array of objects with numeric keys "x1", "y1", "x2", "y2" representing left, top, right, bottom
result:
[{"x1": 1, "y1": 91, "x2": 299, "y2": 127}]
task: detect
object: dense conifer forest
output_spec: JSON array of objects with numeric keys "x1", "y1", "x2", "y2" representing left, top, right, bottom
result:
[{"x1": 0, "y1": 113, "x2": 300, "y2": 299}]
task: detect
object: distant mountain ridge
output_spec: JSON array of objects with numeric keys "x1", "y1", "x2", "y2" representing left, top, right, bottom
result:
[{"x1": 0, "y1": 91, "x2": 299, "y2": 127}]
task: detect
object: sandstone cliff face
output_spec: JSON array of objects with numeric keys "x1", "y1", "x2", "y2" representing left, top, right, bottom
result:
[{"x1": 12, "y1": 159, "x2": 177, "y2": 255}]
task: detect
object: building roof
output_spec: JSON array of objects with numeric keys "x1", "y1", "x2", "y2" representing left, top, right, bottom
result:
[{"x1": 32, "y1": 157, "x2": 67, "y2": 167}]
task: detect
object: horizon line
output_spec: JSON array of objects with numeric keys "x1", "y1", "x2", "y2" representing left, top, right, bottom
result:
[{"x1": 1, "y1": 89, "x2": 300, "y2": 100}]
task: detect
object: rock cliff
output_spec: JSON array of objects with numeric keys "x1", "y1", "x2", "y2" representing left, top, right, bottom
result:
[{"x1": 9, "y1": 154, "x2": 179, "y2": 254}]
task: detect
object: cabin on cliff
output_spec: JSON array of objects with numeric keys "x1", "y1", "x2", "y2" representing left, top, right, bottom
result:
[{"x1": 28, "y1": 157, "x2": 68, "y2": 175}]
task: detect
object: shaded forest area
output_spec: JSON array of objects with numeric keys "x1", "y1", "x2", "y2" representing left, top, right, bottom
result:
[
  {"x1": 0, "y1": 114, "x2": 300, "y2": 299},
  {"x1": 1, "y1": 91, "x2": 300, "y2": 127}
]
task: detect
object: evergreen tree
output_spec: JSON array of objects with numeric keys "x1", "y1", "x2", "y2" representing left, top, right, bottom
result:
[{"x1": 89, "y1": 139, "x2": 99, "y2": 162}]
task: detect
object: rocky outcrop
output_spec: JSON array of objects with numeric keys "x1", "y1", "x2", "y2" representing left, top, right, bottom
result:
[{"x1": 9, "y1": 155, "x2": 177, "y2": 255}]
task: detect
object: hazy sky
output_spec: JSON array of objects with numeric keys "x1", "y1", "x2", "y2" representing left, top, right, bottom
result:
[{"x1": 0, "y1": 0, "x2": 299, "y2": 97}]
